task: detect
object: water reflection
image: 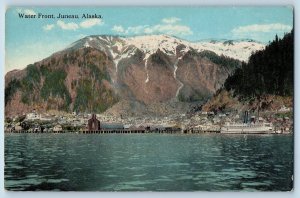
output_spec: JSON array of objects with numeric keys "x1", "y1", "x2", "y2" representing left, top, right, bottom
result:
[{"x1": 5, "y1": 133, "x2": 293, "y2": 191}]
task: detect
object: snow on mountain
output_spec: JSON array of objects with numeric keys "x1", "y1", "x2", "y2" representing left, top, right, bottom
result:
[
  {"x1": 125, "y1": 35, "x2": 265, "y2": 62},
  {"x1": 65, "y1": 34, "x2": 265, "y2": 63},
  {"x1": 126, "y1": 35, "x2": 188, "y2": 57},
  {"x1": 193, "y1": 40, "x2": 265, "y2": 62}
]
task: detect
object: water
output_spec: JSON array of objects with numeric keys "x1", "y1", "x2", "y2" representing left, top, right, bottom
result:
[{"x1": 5, "y1": 133, "x2": 293, "y2": 191}]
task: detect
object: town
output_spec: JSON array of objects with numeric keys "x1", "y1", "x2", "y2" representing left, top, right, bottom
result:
[{"x1": 4, "y1": 105, "x2": 293, "y2": 134}]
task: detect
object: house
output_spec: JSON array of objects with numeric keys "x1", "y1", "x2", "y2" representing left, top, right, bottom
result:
[
  {"x1": 278, "y1": 106, "x2": 291, "y2": 112},
  {"x1": 124, "y1": 124, "x2": 131, "y2": 129},
  {"x1": 150, "y1": 125, "x2": 165, "y2": 131},
  {"x1": 26, "y1": 112, "x2": 40, "y2": 120},
  {"x1": 32, "y1": 126, "x2": 41, "y2": 132},
  {"x1": 14, "y1": 125, "x2": 23, "y2": 132},
  {"x1": 53, "y1": 125, "x2": 63, "y2": 132}
]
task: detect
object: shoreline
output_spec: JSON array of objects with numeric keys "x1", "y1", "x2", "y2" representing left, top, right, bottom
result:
[{"x1": 4, "y1": 130, "x2": 292, "y2": 135}]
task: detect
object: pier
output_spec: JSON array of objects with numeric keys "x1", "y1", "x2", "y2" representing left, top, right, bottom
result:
[
  {"x1": 183, "y1": 128, "x2": 220, "y2": 134},
  {"x1": 4, "y1": 128, "x2": 220, "y2": 134},
  {"x1": 5, "y1": 128, "x2": 291, "y2": 134}
]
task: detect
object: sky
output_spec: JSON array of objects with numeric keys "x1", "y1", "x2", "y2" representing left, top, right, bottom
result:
[{"x1": 5, "y1": 6, "x2": 293, "y2": 72}]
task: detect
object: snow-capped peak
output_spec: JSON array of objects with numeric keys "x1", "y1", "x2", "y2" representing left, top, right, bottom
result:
[
  {"x1": 65, "y1": 34, "x2": 265, "y2": 63},
  {"x1": 125, "y1": 34, "x2": 190, "y2": 56},
  {"x1": 192, "y1": 40, "x2": 265, "y2": 62}
]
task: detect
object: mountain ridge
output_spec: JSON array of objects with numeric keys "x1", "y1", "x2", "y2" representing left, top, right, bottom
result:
[
  {"x1": 61, "y1": 34, "x2": 265, "y2": 62},
  {"x1": 5, "y1": 34, "x2": 264, "y2": 117}
]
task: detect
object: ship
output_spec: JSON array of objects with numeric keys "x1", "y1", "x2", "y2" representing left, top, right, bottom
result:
[
  {"x1": 220, "y1": 111, "x2": 274, "y2": 134},
  {"x1": 220, "y1": 122, "x2": 274, "y2": 134}
]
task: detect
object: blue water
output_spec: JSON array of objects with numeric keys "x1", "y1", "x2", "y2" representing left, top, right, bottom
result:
[{"x1": 4, "y1": 133, "x2": 293, "y2": 191}]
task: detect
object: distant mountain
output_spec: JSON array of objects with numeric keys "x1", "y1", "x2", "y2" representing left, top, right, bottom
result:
[{"x1": 5, "y1": 34, "x2": 264, "y2": 117}]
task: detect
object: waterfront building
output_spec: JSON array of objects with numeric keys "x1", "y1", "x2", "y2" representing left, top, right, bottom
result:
[
  {"x1": 26, "y1": 112, "x2": 40, "y2": 120},
  {"x1": 88, "y1": 114, "x2": 101, "y2": 131},
  {"x1": 53, "y1": 125, "x2": 63, "y2": 132},
  {"x1": 124, "y1": 124, "x2": 131, "y2": 129},
  {"x1": 14, "y1": 125, "x2": 22, "y2": 132}
]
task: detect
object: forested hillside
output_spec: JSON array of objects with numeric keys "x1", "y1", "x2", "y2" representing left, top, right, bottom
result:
[{"x1": 224, "y1": 30, "x2": 294, "y2": 98}]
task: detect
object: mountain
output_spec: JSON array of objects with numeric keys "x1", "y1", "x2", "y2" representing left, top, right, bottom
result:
[
  {"x1": 5, "y1": 35, "x2": 264, "y2": 117},
  {"x1": 202, "y1": 30, "x2": 294, "y2": 113},
  {"x1": 66, "y1": 35, "x2": 265, "y2": 62}
]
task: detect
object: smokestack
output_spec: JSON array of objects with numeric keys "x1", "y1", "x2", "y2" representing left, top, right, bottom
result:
[{"x1": 244, "y1": 111, "x2": 249, "y2": 124}]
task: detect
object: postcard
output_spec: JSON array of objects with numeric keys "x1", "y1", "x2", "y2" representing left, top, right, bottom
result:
[{"x1": 4, "y1": 6, "x2": 294, "y2": 191}]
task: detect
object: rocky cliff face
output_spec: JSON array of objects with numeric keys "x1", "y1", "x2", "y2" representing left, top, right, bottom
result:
[{"x1": 5, "y1": 35, "x2": 264, "y2": 117}]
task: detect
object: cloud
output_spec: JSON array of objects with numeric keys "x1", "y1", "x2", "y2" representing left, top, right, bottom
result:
[
  {"x1": 231, "y1": 23, "x2": 293, "y2": 42},
  {"x1": 127, "y1": 25, "x2": 148, "y2": 34},
  {"x1": 232, "y1": 23, "x2": 292, "y2": 34},
  {"x1": 43, "y1": 24, "x2": 55, "y2": 31},
  {"x1": 112, "y1": 25, "x2": 125, "y2": 33},
  {"x1": 144, "y1": 24, "x2": 192, "y2": 35},
  {"x1": 55, "y1": 19, "x2": 103, "y2": 31},
  {"x1": 80, "y1": 19, "x2": 103, "y2": 28},
  {"x1": 57, "y1": 20, "x2": 79, "y2": 30},
  {"x1": 111, "y1": 25, "x2": 149, "y2": 35},
  {"x1": 111, "y1": 17, "x2": 192, "y2": 36},
  {"x1": 16, "y1": 8, "x2": 37, "y2": 15},
  {"x1": 162, "y1": 17, "x2": 181, "y2": 24}
]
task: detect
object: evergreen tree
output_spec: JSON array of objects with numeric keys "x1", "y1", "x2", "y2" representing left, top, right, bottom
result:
[{"x1": 224, "y1": 29, "x2": 294, "y2": 98}]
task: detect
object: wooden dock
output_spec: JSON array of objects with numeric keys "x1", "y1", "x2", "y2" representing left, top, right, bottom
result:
[
  {"x1": 5, "y1": 128, "x2": 221, "y2": 134},
  {"x1": 183, "y1": 128, "x2": 221, "y2": 134}
]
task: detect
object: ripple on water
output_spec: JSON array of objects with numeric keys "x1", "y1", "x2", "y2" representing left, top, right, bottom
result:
[
  {"x1": 4, "y1": 134, "x2": 293, "y2": 191},
  {"x1": 106, "y1": 175, "x2": 119, "y2": 178},
  {"x1": 176, "y1": 175, "x2": 194, "y2": 180},
  {"x1": 26, "y1": 174, "x2": 40, "y2": 178},
  {"x1": 122, "y1": 166, "x2": 144, "y2": 171},
  {"x1": 8, "y1": 165, "x2": 27, "y2": 170},
  {"x1": 241, "y1": 181, "x2": 273, "y2": 188},
  {"x1": 133, "y1": 173, "x2": 147, "y2": 177},
  {"x1": 163, "y1": 162, "x2": 190, "y2": 166},
  {"x1": 225, "y1": 170, "x2": 258, "y2": 179},
  {"x1": 154, "y1": 178, "x2": 173, "y2": 182},
  {"x1": 104, "y1": 180, "x2": 155, "y2": 191},
  {"x1": 5, "y1": 178, "x2": 43, "y2": 189},
  {"x1": 46, "y1": 178, "x2": 70, "y2": 183}
]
